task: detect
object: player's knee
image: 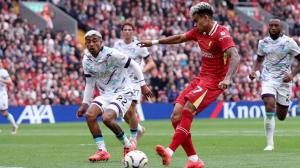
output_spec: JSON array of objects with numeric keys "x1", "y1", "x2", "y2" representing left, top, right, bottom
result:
[
  {"x1": 85, "y1": 110, "x2": 97, "y2": 121},
  {"x1": 170, "y1": 110, "x2": 181, "y2": 122},
  {"x1": 102, "y1": 111, "x2": 115, "y2": 125}
]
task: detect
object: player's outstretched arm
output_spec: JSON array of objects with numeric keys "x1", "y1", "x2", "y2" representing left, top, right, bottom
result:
[
  {"x1": 249, "y1": 57, "x2": 264, "y2": 80},
  {"x1": 128, "y1": 60, "x2": 153, "y2": 100},
  {"x1": 137, "y1": 34, "x2": 189, "y2": 47},
  {"x1": 218, "y1": 47, "x2": 240, "y2": 90}
]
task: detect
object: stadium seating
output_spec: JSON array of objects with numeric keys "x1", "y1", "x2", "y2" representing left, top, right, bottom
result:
[{"x1": 0, "y1": 0, "x2": 300, "y2": 106}]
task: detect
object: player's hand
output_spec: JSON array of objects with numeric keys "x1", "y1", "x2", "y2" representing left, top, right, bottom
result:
[
  {"x1": 76, "y1": 103, "x2": 88, "y2": 119},
  {"x1": 136, "y1": 40, "x2": 152, "y2": 47},
  {"x1": 141, "y1": 85, "x2": 152, "y2": 101},
  {"x1": 282, "y1": 74, "x2": 293, "y2": 83},
  {"x1": 249, "y1": 71, "x2": 257, "y2": 81},
  {"x1": 218, "y1": 79, "x2": 230, "y2": 91},
  {"x1": 0, "y1": 77, "x2": 4, "y2": 82}
]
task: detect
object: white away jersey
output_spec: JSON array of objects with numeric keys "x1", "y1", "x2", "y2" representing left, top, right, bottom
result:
[
  {"x1": 114, "y1": 39, "x2": 150, "y2": 83},
  {"x1": 82, "y1": 46, "x2": 133, "y2": 95},
  {"x1": 257, "y1": 35, "x2": 300, "y2": 83},
  {"x1": 0, "y1": 68, "x2": 9, "y2": 94}
]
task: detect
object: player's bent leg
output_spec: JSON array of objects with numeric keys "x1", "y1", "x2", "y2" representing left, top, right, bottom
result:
[
  {"x1": 85, "y1": 104, "x2": 110, "y2": 162},
  {"x1": 171, "y1": 103, "x2": 197, "y2": 158},
  {"x1": 1, "y1": 110, "x2": 18, "y2": 134},
  {"x1": 262, "y1": 96, "x2": 276, "y2": 151},
  {"x1": 102, "y1": 109, "x2": 136, "y2": 162},
  {"x1": 169, "y1": 100, "x2": 197, "y2": 150},
  {"x1": 124, "y1": 101, "x2": 139, "y2": 143},
  {"x1": 276, "y1": 103, "x2": 289, "y2": 121}
]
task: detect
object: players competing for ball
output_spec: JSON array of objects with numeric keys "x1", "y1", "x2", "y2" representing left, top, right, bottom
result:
[
  {"x1": 114, "y1": 22, "x2": 154, "y2": 146},
  {"x1": 0, "y1": 59, "x2": 18, "y2": 134},
  {"x1": 76, "y1": 30, "x2": 152, "y2": 162},
  {"x1": 138, "y1": 2, "x2": 240, "y2": 168},
  {"x1": 249, "y1": 17, "x2": 300, "y2": 151}
]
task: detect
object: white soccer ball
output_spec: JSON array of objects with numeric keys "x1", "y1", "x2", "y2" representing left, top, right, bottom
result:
[{"x1": 124, "y1": 150, "x2": 148, "y2": 168}]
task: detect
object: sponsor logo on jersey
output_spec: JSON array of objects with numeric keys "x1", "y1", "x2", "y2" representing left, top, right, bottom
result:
[
  {"x1": 219, "y1": 31, "x2": 231, "y2": 41},
  {"x1": 201, "y1": 50, "x2": 213, "y2": 58}
]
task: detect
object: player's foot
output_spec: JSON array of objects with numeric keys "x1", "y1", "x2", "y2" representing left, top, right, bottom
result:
[
  {"x1": 121, "y1": 141, "x2": 136, "y2": 162},
  {"x1": 88, "y1": 150, "x2": 110, "y2": 162},
  {"x1": 185, "y1": 159, "x2": 205, "y2": 168},
  {"x1": 11, "y1": 125, "x2": 18, "y2": 135},
  {"x1": 137, "y1": 127, "x2": 146, "y2": 142},
  {"x1": 263, "y1": 145, "x2": 274, "y2": 151},
  {"x1": 156, "y1": 145, "x2": 171, "y2": 166}
]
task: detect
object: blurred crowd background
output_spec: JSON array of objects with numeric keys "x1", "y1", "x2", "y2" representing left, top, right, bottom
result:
[{"x1": 1, "y1": 0, "x2": 300, "y2": 106}]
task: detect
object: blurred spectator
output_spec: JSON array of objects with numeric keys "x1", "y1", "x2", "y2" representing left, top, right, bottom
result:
[{"x1": 1, "y1": 0, "x2": 300, "y2": 106}]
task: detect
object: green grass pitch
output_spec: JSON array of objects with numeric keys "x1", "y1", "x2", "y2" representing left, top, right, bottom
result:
[{"x1": 0, "y1": 118, "x2": 300, "y2": 168}]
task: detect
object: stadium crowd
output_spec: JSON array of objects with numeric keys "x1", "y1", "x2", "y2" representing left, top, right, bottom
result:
[{"x1": 1, "y1": 0, "x2": 300, "y2": 106}]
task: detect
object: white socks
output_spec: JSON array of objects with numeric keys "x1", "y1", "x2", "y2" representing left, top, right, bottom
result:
[
  {"x1": 137, "y1": 123, "x2": 143, "y2": 133},
  {"x1": 188, "y1": 155, "x2": 199, "y2": 162},
  {"x1": 7, "y1": 113, "x2": 17, "y2": 127},
  {"x1": 264, "y1": 112, "x2": 275, "y2": 146},
  {"x1": 166, "y1": 147, "x2": 174, "y2": 156}
]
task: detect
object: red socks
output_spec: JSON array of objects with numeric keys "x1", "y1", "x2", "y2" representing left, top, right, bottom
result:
[{"x1": 169, "y1": 109, "x2": 194, "y2": 152}]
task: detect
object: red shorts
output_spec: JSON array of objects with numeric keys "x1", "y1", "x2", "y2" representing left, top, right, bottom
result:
[{"x1": 174, "y1": 77, "x2": 223, "y2": 114}]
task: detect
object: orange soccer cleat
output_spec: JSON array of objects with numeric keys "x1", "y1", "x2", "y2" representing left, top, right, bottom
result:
[
  {"x1": 185, "y1": 159, "x2": 205, "y2": 168},
  {"x1": 88, "y1": 150, "x2": 111, "y2": 162},
  {"x1": 121, "y1": 142, "x2": 136, "y2": 162},
  {"x1": 137, "y1": 127, "x2": 146, "y2": 142},
  {"x1": 156, "y1": 145, "x2": 171, "y2": 166}
]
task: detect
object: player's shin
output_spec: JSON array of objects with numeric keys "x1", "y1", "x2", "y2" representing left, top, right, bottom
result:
[
  {"x1": 264, "y1": 112, "x2": 275, "y2": 146},
  {"x1": 169, "y1": 109, "x2": 194, "y2": 152},
  {"x1": 93, "y1": 134, "x2": 107, "y2": 151},
  {"x1": 7, "y1": 113, "x2": 17, "y2": 127}
]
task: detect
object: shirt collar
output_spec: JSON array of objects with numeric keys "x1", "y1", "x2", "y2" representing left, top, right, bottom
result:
[{"x1": 208, "y1": 21, "x2": 218, "y2": 36}]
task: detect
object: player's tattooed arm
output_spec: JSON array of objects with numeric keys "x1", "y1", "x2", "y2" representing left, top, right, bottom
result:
[{"x1": 224, "y1": 47, "x2": 240, "y2": 80}]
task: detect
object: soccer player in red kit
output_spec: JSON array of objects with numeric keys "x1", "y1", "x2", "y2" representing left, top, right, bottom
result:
[{"x1": 137, "y1": 2, "x2": 240, "y2": 168}]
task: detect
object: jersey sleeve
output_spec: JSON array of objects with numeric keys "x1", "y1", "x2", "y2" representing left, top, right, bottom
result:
[
  {"x1": 2, "y1": 70, "x2": 9, "y2": 79},
  {"x1": 111, "y1": 49, "x2": 131, "y2": 68},
  {"x1": 216, "y1": 29, "x2": 235, "y2": 52},
  {"x1": 257, "y1": 40, "x2": 265, "y2": 57},
  {"x1": 139, "y1": 47, "x2": 151, "y2": 59},
  {"x1": 113, "y1": 41, "x2": 119, "y2": 49},
  {"x1": 82, "y1": 56, "x2": 93, "y2": 78},
  {"x1": 185, "y1": 28, "x2": 198, "y2": 41},
  {"x1": 289, "y1": 39, "x2": 300, "y2": 58}
]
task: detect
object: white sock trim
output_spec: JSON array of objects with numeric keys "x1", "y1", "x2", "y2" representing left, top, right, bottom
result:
[
  {"x1": 188, "y1": 155, "x2": 199, "y2": 162},
  {"x1": 166, "y1": 147, "x2": 174, "y2": 157}
]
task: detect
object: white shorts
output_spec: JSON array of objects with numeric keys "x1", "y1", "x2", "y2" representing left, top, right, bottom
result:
[
  {"x1": 91, "y1": 92, "x2": 133, "y2": 118},
  {"x1": 261, "y1": 81, "x2": 292, "y2": 107},
  {"x1": 0, "y1": 94, "x2": 8, "y2": 111},
  {"x1": 132, "y1": 82, "x2": 141, "y2": 103}
]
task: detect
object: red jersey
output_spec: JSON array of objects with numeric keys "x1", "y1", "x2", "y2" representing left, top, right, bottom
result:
[{"x1": 186, "y1": 22, "x2": 235, "y2": 81}]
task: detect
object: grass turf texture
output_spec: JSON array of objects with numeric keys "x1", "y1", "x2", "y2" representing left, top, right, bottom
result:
[{"x1": 0, "y1": 118, "x2": 299, "y2": 168}]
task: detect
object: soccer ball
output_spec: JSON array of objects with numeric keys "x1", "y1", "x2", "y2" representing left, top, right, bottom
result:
[{"x1": 124, "y1": 150, "x2": 148, "y2": 168}]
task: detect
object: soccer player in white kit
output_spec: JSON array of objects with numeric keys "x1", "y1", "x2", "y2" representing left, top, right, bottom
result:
[
  {"x1": 114, "y1": 22, "x2": 154, "y2": 145},
  {"x1": 0, "y1": 59, "x2": 18, "y2": 134},
  {"x1": 249, "y1": 18, "x2": 300, "y2": 151},
  {"x1": 76, "y1": 30, "x2": 152, "y2": 162}
]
